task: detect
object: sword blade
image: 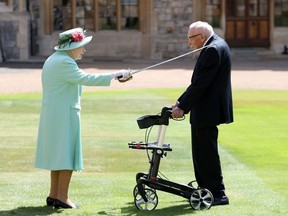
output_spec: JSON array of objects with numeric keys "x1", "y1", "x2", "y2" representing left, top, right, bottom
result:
[{"x1": 132, "y1": 44, "x2": 211, "y2": 75}]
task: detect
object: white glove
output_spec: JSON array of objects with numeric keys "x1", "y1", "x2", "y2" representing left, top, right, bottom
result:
[{"x1": 112, "y1": 69, "x2": 133, "y2": 82}]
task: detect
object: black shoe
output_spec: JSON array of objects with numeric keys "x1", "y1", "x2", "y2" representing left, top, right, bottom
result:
[
  {"x1": 46, "y1": 197, "x2": 55, "y2": 206},
  {"x1": 54, "y1": 199, "x2": 80, "y2": 209},
  {"x1": 212, "y1": 195, "x2": 229, "y2": 206}
]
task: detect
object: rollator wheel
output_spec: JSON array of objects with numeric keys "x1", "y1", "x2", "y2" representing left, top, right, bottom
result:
[
  {"x1": 134, "y1": 188, "x2": 158, "y2": 210},
  {"x1": 133, "y1": 184, "x2": 155, "y2": 197},
  {"x1": 133, "y1": 184, "x2": 142, "y2": 197},
  {"x1": 189, "y1": 188, "x2": 213, "y2": 210},
  {"x1": 188, "y1": 180, "x2": 199, "y2": 189}
]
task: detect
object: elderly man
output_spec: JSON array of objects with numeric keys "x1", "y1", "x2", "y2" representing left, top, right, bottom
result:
[{"x1": 172, "y1": 21, "x2": 233, "y2": 206}]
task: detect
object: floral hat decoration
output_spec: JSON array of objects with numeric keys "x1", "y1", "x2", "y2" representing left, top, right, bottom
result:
[{"x1": 54, "y1": 27, "x2": 92, "y2": 51}]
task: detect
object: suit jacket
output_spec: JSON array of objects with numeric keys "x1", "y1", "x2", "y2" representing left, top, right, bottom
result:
[
  {"x1": 177, "y1": 34, "x2": 233, "y2": 128},
  {"x1": 35, "y1": 51, "x2": 112, "y2": 171}
]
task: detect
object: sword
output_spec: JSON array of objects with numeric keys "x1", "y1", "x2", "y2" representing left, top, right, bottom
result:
[{"x1": 117, "y1": 44, "x2": 212, "y2": 82}]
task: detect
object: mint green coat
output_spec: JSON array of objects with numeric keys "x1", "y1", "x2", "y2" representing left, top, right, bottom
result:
[{"x1": 35, "y1": 51, "x2": 112, "y2": 171}]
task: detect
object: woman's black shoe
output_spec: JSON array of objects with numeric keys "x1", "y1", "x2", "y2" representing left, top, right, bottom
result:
[
  {"x1": 46, "y1": 197, "x2": 55, "y2": 206},
  {"x1": 54, "y1": 199, "x2": 80, "y2": 209}
]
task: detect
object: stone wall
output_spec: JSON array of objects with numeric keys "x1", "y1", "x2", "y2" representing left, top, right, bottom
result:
[
  {"x1": 0, "y1": 20, "x2": 19, "y2": 61},
  {"x1": 0, "y1": 0, "x2": 30, "y2": 62},
  {"x1": 0, "y1": 0, "x2": 287, "y2": 61},
  {"x1": 271, "y1": 28, "x2": 288, "y2": 55},
  {"x1": 152, "y1": 0, "x2": 193, "y2": 59},
  {"x1": 0, "y1": 12, "x2": 30, "y2": 61}
]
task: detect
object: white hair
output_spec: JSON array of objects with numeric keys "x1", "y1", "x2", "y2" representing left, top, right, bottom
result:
[{"x1": 189, "y1": 21, "x2": 214, "y2": 37}]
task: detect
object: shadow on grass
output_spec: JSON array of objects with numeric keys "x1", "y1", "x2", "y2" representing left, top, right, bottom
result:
[
  {"x1": 98, "y1": 201, "x2": 197, "y2": 216},
  {"x1": 0, "y1": 206, "x2": 63, "y2": 216}
]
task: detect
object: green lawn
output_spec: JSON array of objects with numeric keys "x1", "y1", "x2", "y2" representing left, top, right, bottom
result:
[{"x1": 0, "y1": 89, "x2": 287, "y2": 216}]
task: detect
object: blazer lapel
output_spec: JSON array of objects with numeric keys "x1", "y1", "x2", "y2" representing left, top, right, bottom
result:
[{"x1": 191, "y1": 35, "x2": 216, "y2": 83}]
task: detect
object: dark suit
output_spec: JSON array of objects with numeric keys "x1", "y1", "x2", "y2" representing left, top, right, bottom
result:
[{"x1": 177, "y1": 34, "x2": 233, "y2": 196}]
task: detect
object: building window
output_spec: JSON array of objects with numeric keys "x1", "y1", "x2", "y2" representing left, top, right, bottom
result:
[
  {"x1": 76, "y1": 0, "x2": 95, "y2": 30},
  {"x1": 51, "y1": 0, "x2": 139, "y2": 32},
  {"x1": 275, "y1": 0, "x2": 288, "y2": 26},
  {"x1": 99, "y1": 0, "x2": 116, "y2": 29},
  {"x1": 227, "y1": 0, "x2": 269, "y2": 17},
  {"x1": 53, "y1": 0, "x2": 72, "y2": 30},
  {"x1": 258, "y1": 0, "x2": 269, "y2": 17},
  {"x1": 227, "y1": 0, "x2": 245, "y2": 17},
  {"x1": 121, "y1": 0, "x2": 139, "y2": 29},
  {"x1": 205, "y1": 0, "x2": 221, "y2": 27}
]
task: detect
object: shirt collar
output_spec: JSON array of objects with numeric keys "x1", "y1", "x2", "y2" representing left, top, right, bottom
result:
[{"x1": 203, "y1": 34, "x2": 214, "y2": 46}]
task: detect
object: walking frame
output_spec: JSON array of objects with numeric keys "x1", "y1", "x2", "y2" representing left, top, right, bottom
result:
[{"x1": 128, "y1": 107, "x2": 214, "y2": 211}]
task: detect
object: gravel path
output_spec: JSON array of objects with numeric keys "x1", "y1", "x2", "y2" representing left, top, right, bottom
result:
[{"x1": 0, "y1": 58, "x2": 287, "y2": 94}]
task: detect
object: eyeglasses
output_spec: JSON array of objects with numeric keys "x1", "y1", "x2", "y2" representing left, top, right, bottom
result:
[{"x1": 187, "y1": 33, "x2": 202, "y2": 40}]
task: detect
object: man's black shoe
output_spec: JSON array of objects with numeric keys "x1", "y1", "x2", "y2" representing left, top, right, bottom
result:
[{"x1": 212, "y1": 195, "x2": 229, "y2": 206}]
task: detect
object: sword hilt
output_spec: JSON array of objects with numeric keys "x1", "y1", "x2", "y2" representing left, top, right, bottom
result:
[{"x1": 116, "y1": 75, "x2": 133, "y2": 82}]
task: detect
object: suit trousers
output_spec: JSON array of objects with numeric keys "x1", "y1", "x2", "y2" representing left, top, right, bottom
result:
[{"x1": 191, "y1": 126, "x2": 225, "y2": 195}]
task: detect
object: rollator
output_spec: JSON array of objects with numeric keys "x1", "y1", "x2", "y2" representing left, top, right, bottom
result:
[{"x1": 128, "y1": 107, "x2": 214, "y2": 211}]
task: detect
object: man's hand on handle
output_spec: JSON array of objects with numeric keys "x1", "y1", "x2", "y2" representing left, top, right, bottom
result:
[{"x1": 172, "y1": 103, "x2": 184, "y2": 119}]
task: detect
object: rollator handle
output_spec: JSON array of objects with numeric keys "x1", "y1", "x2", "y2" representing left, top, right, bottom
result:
[{"x1": 136, "y1": 106, "x2": 172, "y2": 129}]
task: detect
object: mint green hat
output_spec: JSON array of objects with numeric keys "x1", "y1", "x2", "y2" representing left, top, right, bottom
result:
[{"x1": 54, "y1": 27, "x2": 92, "y2": 51}]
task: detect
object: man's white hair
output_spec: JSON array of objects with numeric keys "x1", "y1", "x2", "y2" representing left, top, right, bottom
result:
[{"x1": 189, "y1": 21, "x2": 214, "y2": 37}]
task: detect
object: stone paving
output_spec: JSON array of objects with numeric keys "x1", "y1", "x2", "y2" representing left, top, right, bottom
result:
[{"x1": 0, "y1": 57, "x2": 287, "y2": 94}]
